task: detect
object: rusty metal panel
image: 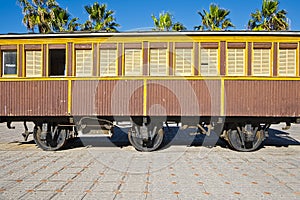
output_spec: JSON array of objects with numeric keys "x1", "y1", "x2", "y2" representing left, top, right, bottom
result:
[
  {"x1": 225, "y1": 80, "x2": 300, "y2": 117},
  {"x1": 71, "y1": 80, "x2": 144, "y2": 116},
  {"x1": 0, "y1": 81, "x2": 68, "y2": 116},
  {"x1": 147, "y1": 80, "x2": 221, "y2": 116}
]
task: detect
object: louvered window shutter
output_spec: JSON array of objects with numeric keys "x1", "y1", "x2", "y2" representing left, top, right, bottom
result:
[
  {"x1": 200, "y1": 48, "x2": 218, "y2": 76},
  {"x1": 124, "y1": 49, "x2": 142, "y2": 76},
  {"x1": 278, "y1": 49, "x2": 296, "y2": 76},
  {"x1": 100, "y1": 49, "x2": 117, "y2": 76},
  {"x1": 175, "y1": 48, "x2": 192, "y2": 76},
  {"x1": 150, "y1": 49, "x2": 168, "y2": 76},
  {"x1": 252, "y1": 49, "x2": 270, "y2": 76},
  {"x1": 227, "y1": 48, "x2": 245, "y2": 76},
  {"x1": 26, "y1": 51, "x2": 42, "y2": 77},
  {"x1": 76, "y1": 50, "x2": 93, "y2": 77}
]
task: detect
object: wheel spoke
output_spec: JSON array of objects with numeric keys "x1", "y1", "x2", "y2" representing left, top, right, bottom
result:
[
  {"x1": 128, "y1": 125, "x2": 164, "y2": 152},
  {"x1": 227, "y1": 124, "x2": 267, "y2": 152},
  {"x1": 33, "y1": 124, "x2": 67, "y2": 151}
]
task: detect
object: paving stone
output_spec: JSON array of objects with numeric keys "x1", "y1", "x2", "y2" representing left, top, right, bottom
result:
[{"x1": 0, "y1": 122, "x2": 299, "y2": 199}]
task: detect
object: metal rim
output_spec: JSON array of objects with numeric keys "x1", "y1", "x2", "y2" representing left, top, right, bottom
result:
[
  {"x1": 227, "y1": 129, "x2": 264, "y2": 152},
  {"x1": 33, "y1": 126, "x2": 67, "y2": 151},
  {"x1": 128, "y1": 127, "x2": 164, "y2": 152}
]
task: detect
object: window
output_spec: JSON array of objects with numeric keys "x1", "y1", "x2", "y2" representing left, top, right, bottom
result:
[
  {"x1": 227, "y1": 48, "x2": 245, "y2": 76},
  {"x1": 200, "y1": 48, "x2": 218, "y2": 76},
  {"x1": 149, "y1": 49, "x2": 168, "y2": 76},
  {"x1": 175, "y1": 48, "x2": 193, "y2": 76},
  {"x1": 49, "y1": 49, "x2": 66, "y2": 76},
  {"x1": 26, "y1": 51, "x2": 42, "y2": 77},
  {"x1": 252, "y1": 49, "x2": 270, "y2": 76},
  {"x1": 2, "y1": 51, "x2": 17, "y2": 75},
  {"x1": 124, "y1": 49, "x2": 142, "y2": 76},
  {"x1": 278, "y1": 49, "x2": 296, "y2": 76},
  {"x1": 76, "y1": 49, "x2": 93, "y2": 76},
  {"x1": 100, "y1": 49, "x2": 117, "y2": 76}
]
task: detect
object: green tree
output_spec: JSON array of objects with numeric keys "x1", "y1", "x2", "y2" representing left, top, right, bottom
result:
[
  {"x1": 248, "y1": 0, "x2": 289, "y2": 31},
  {"x1": 152, "y1": 12, "x2": 186, "y2": 31},
  {"x1": 18, "y1": 0, "x2": 79, "y2": 33},
  {"x1": 172, "y1": 22, "x2": 187, "y2": 31},
  {"x1": 18, "y1": 0, "x2": 58, "y2": 33},
  {"x1": 194, "y1": 4, "x2": 235, "y2": 31},
  {"x1": 152, "y1": 12, "x2": 173, "y2": 31},
  {"x1": 82, "y1": 2, "x2": 119, "y2": 32},
  {"x1": 51, "y1": 7, "x2": 80, "y2": 32}
]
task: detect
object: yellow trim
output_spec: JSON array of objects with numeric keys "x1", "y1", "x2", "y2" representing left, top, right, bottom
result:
[
  {"x1": 2, "y1": 76, "x2": 300, "y2": 82},
  {"x1": 68, "y1": 79, "x2": 72, "y2": 114},
  {"x1": 297, "y1": 45, "x2": 299, "y2": 76},
  {"x1": 143, "y1": 79, "x2": 147, "y2": 116},
  {"x1": 21, "y1": 45, "x2": 25, "y2": 77}
]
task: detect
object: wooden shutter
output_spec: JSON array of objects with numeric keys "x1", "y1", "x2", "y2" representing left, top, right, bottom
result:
[
  {"x1": 200, "y1": 48, "x2": 218, "y2": 76},
  {"x1": 227, "y1": 48, "x2": 245, "y2": 76},
  {"x1": 99, "y1": 49, "x2": 117, "y2": 76},
  {"x1": 175, "y1": 48, "x2": 193, "y2": 76},
  {"x1": 150, "y1": 49, "x2": 168, "y2": 76},
  {"x1": 278, "y1": 49, "x2": 296, "y2": 76},
  {"x1": 124, "y1": 49, "x2": 142, "y2": 76},
  {"x1": 76, "y1": 49, "x2": 93, "y2": 77},
  {"x1": 26, "y1": 50, "x2": 42, "y2": 77},
  {"x1": 252, "y1": 49, "x2": 271, "y2": 76}
]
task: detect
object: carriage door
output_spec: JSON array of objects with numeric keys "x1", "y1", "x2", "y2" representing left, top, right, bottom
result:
[{"x1": 48, "y1": 45, "x2": 66, "y2": 76}]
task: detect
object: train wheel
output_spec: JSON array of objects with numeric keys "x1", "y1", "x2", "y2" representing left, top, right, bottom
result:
[
  {"x1": 33, "y1": 126, "x2": 67, "y2": 151},
  {"x1": 227, "y1": 124, "x2": 266, "y2": 152},
  {"x1": 128, "y1": 126, "x2": 164, "y2": 152}
]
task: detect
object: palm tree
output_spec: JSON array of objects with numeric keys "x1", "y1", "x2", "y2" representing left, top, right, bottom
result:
[
  {"x1": 82, "y1": 2, "x2": 119, "y2": 32},
  {"x1": 172, "y1": 22, "x2": 187, "y2": 31},
  {"x1": 151, "y1": 12, "x2": 186, "y2": 31},
  {"x1": 18, "y1": 0, "x2": 80, "y2": 33},
  {"x1": 18, "y1": 0, "x2": 59, "y2": 33},
  {"x1": 51, "y1": 7, "x2": 80, "y2": 32},
  {"x1": 248, "y1": 0, "x2": 289, "y2": 31},
  {"x1": 152, "y1": 12, "x2": 173, "y2": 31},
  {"x1": 194, "y1": 4, "x2": 235, "y2": 31}
]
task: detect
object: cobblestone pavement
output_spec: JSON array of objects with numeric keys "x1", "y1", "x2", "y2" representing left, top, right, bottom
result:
[{"x1": 0, "y1": 122, "x2": 299, "y2": 200}]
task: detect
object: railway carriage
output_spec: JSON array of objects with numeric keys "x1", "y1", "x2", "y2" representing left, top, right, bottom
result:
[{"x1": 0, "y1": 31, "x2": 300, "y2": 152}]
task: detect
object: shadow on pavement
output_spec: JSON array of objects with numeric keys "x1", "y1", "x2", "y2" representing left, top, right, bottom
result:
[{"x1": 58, "y1": 126, "x2": 300, "y2": 151}]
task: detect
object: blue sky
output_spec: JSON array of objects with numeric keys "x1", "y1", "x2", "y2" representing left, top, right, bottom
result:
[{"x1": 0, "y1": 0, "x2": 299, "y2": 33}]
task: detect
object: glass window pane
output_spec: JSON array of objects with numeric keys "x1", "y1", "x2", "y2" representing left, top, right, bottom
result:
[{"x1": 2, "y1": 51, "x2": 17, "y2": 75}]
